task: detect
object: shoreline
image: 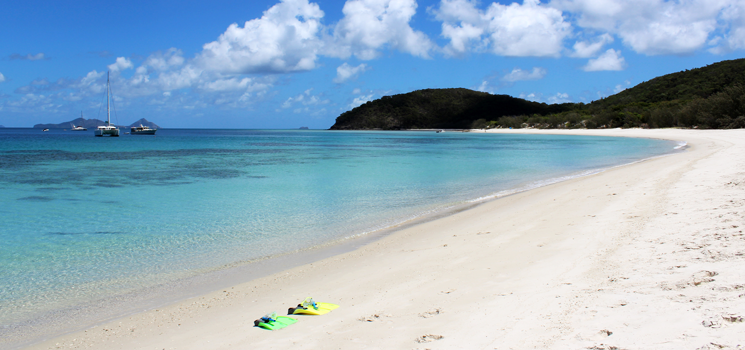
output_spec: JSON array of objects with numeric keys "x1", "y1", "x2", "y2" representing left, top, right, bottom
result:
[
  {"x1": 3, "y1": 131, "x2": 667, "y2": 349},
  {"x1": 1, "y1": 130, "x2": 675, "y2": 347},
  {"x1": 12, "y1": 129, "x2": 745, "y2": 349}
]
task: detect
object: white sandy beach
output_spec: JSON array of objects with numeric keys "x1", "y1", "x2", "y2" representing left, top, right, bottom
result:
[{"x1": 21, "y1": 129, "x2": 745, "y2": 350}]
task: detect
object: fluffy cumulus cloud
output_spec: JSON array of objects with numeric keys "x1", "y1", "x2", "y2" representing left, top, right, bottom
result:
[
  {"x1": 434, "y1": 0, "x2": 571, "y2": 57},
  {"x1": 196, "y1": 0, "x2": 324, "y2": 74},
  {"x1": 9, "y1": 0, "x2": 745, "y2": 118},
  {"x1": 69, "y1": 0, "x2": 435, "y2": 106},
  {"x1": 330, "y1": 0, "x2": 435, "y2": 60},
  {"x1": 144, "y1": 48, "x2": 186, "y2": 72},
  {"x1": 583, "y1": 48, "x2": 626, "y2": 71},
  {"x1": 108, "y1": 57, "x2": 134, "y2": 72},
  {"x1": 334, "y1": 63, "x2": 369, "y2": 83},
  {"x1": 712, "y1": 1, "x2": 745, "y2": 53},
  {"x1": 551, "y1": 0, "x2": 734, "y2": 55},
  {"x1": 501, "y1": 67, "x2": 546, "y2": 82}
]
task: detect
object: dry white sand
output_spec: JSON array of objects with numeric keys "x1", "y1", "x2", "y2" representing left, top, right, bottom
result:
[{"x1": 21, "y1": 129, "x2": 745, "y2": 350}]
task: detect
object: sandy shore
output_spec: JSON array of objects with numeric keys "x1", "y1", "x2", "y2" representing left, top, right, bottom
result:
[{"x1": 18, "y1": 129, "x2": 745, "y2": 350}]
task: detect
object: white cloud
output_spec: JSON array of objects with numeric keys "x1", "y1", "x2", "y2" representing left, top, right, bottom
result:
[
  {"x1": 350, "y1": 94, "x2": 374, "y2": 108},
  {"x1": 710, "y1": 1, "x2": 745, "y2": 53},
  {"x1": 200, "y1": 77, "x2": 255, "y2": 92},
  {"x1": 154, "y1": 65, "x2": 203, "y2": 92},
  {"x1": 519, "y1": 92, "x2": 540, "y2": 102},
  {"x1": 551, "y1": 0, "x2": 732, "y2": 55},
  {"x1": 571, "y1": 33, "x2": 614, "y2": 58},
  {"x1": 434, "y1": 0, "x2": 572, "y2": 57},
  {"x1": 548, "y1": 92, "x2": 571, "y2": 103},
  {"x1": 281, "y1": 88, "x2": 329, "y2": 111},
  {"x1": 330, "y1": 0, "x2": 435, "y2": 60},
  {"x1": 334, "y1": 63, "x2": 369, "y2": 83},
  {"x1": 5, "y1": 93, "x2": 61, "y2": 113},
  {"x1": 517, "y1": 91, "x2": 570, "y2": 104},
  {"x1": 502, "y1": 67, "x2": 546, "y2": 82},
  {"x1": 432, "y1": 0, "x2": 485, "y2": 56},
  {"x1": 0, "y1": 72, "x2": 5, "y2": 83},
  {"x1": 144, "y1": 48, "x2": 185, "y2": 71},
  {"x1": 583, "y1": 48, "x2": 626, "y2": 71},
  {"x1": 614, "y1": 80, "x2": 631, "y2": 93},
  {"x1": 196, "y1": 0, "x2": 324, "y2": 74},
  {"x1": 475, "y1": 80, "x2": 492, "y2": 93},
  {"x1": 108, "y1": 57, "x2": 134, "y2": 72}
]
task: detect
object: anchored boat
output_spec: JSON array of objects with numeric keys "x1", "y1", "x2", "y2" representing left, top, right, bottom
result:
[
  {"x1": 94, "y1": 71, "x2": 120, "y2": 137},
  {"x1": 130, "y1": 124, "x2": 157, "y2": 135},
  {"x1": 71, "y1": 112, "x2": 87, "y2": 131}
]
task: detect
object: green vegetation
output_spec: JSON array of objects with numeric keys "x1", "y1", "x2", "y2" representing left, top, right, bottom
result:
[{"x1": 330, "y1": 58, "x2": 745, "y2": 130}]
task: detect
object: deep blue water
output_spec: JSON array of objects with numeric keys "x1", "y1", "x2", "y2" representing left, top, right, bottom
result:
[{"x1": 0, "y1": 128, "x2": 679, "y2": 326}]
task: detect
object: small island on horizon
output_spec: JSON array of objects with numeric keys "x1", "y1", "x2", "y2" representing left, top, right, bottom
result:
[{"x1": 33, "y1": 118, "x2": 160, "y2": 130}]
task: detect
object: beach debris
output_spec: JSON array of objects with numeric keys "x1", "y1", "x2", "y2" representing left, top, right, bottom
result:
[
  {"x1": 722, "y1": 314, "x2": 744, "y2": 323},
  {"x1": 415, "y1": 334, "x2": 444, "y2": 343},
  {"x1": 691, "y1": 270, "x2": 718, "y2": 286},
  {"x1": 419, "y1": 308, "x2": 442, "y2": 318},
  {"x1": 359, "y1": 314, "x2": 382, "y2": 322},
  {"x1": 599, "y1": 329, "x2": 613, "y2": 336},
  {"x1": 587, "y1": 344, "x2": 623, "y2": 350}
]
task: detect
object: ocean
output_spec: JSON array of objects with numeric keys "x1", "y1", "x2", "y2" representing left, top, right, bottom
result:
[{"x1": 0, "y1": 128, "x2": 679, "y2": 339}]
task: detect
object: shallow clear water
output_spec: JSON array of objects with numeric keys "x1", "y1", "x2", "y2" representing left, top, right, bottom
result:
[{"x1": 0, "y1": 128, "x2": 678, "y2": 325}]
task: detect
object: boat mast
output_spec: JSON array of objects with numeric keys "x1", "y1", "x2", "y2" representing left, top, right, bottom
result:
[{"x1": 106, "y1": 71, "x2": 111, "y2": 126}]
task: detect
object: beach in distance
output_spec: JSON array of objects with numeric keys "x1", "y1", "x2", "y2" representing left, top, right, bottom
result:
[{"x1": 14, "y1": 128, "x2": 745, "y2": 349}]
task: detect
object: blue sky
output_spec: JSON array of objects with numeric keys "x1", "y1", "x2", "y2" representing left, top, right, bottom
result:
[{"x1": 1, "y1": 0, "x2": 744, "y2": 129}]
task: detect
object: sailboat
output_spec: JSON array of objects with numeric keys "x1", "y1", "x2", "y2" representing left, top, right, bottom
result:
[
  {"x1": 71, "y1": 111, "x2": 87, "y2": 131},
  {"x1": 94, "y1": 71, "x2": 120, "y2": 137}
]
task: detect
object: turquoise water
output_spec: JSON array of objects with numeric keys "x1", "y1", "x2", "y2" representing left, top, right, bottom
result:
[{"x1": 0, "y1": 129, "x2": 679, "y2": 327}]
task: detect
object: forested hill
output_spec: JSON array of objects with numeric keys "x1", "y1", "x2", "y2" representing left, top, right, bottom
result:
[
  {"x1": 329, "y1": 88, "x2": 574, "y2": 130},
  {"x1": 591, "y1": 58, "x2": 745, "y2": 107},
  {"x1": 329, "y1": 58, "x2": 745, "y2": 130}
]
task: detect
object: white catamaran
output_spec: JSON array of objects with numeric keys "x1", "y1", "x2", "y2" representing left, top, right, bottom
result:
[{"x1": 95, "y1": 71, "x2": 120, "y2": 137}]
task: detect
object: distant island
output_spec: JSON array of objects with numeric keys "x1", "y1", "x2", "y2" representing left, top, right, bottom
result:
[
  {"x1": 330, "y1": 58, "x2": 745, "y2": 130},
  {"x1": 34, "y1": 118, "x2": 160, "y2": 130},
  {"x1": 299, "y1": 127, "x2": 309, "y2": 130}
]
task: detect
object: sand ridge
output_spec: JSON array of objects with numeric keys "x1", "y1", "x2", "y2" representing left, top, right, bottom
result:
[{"x1": 18, "y1": 129, "x2": 745, "y2": 350}]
